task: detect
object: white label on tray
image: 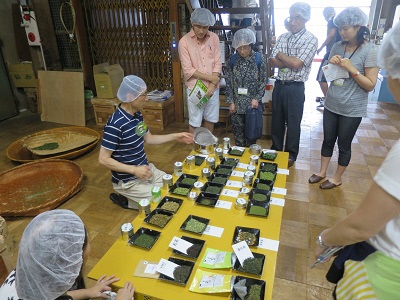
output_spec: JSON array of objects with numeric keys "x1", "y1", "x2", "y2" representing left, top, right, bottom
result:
[
  {"x1": 231, "y1": 170, "x2": 245, "y2": 178},
  {"x1": 215, "y1": 200, "x2": 232, "y2": 210},
  {"x1": 156, "y1": 258, "x2": 179, "y2": 278},
  {"x1": 236, "y1": 162, "x2": 249, "y2": 170},
  {"x1": 232, "y1": 241, "x2": 254, "y2": 265},
  {"x1": 258, "y1": 238, "x2": 280, "y2": 251},
  {"x1": 277, "y1": 168, "x2": 289, "y2": 175},
  {"x1": 221, "y1": 189, "x2": 239, "y2": 198},
  {"x1": 272, "y1": 187, "x2": 287, "y2": 195},
  {"x1": 226, "y1": 180, "x2": 243, "y2": 188},
  {"x1": 198, "y1": 154, "x2": 208, "y2": 158},
  {"x1": 262, "y1": 149, "x2": 276, "y2": 154},
  {"x1": 199, "y1": 275, "x2": 224, "y2": 288},
  {"x1": 203, "y1": 251, "x2": 228, "y2": 265},
  {"x1": 270, "y1": 197, "x2": 285, "y2": 207},
  {"x1": 203, "y1": 225, "x2": 224, "y2": 237},
  {"x1": 144, "y1": 263, "x2": 158, "y2": 274},
  {"x1": 169, "y1": 236, "x2": 193, "y2": 254}
]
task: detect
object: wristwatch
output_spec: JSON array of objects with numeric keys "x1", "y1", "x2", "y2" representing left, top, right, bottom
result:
[{"x1": 351, "y1": 71, "x2": 360, "y2": 77}]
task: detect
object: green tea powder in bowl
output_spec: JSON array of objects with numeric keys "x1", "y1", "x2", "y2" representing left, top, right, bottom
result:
[
  {"x1": 173, "y1": 265, "x2": 192, "y2": 283},
  {"x1": 181, "y1": 178, "x2": 196, "y2": 185},
  {"x1": 174, "y1": 187, "x2": 189, "y2": 195},
  {"x1": 133, "y1": 234, "x2": 155, "y2": 248},
  {"x1": 184, "y1": 219, "x2": 206, "y2": 233},
  {"x1": 249, "y1": 205, "x2": 267, "y2": 216},
  {"x1": 252, "y1": 193, "x2": 268, "y2": 202}
]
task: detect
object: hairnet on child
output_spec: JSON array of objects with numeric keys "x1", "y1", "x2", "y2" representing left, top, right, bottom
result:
[
  {"x1": 323, "y1": 7, "x2": 335, "y2": 19},
  {"x1": 334, "y1": 7, "x2": 368, "y2": 27},
  {"x1": 190, "y1": 8, "x2": 216, "y2": 26},
  {"x1": 117, "y1": 75, "x2": 147, "y2": 103},
  {"x1": 232, "y1": 29, "x2": 256, "y2": 49},
  {"x1": 289, "y1": 2, "x2": 311, "y2": 21},
  {"x1": 16, "y1": 210, "x2": 86, "y2": 300},
  {"x1": 378, "y1": 22, "x2": 400, "y2": 80}
]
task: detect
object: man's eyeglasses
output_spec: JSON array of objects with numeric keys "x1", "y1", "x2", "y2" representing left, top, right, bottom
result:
[{"x1": 288, "y1": 15, "x2": 304, "y2": 22}]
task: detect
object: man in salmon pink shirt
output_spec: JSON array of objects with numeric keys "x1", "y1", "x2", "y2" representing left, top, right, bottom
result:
[{"x1": 178, "y1": 8, "x2": 222, "y2": 133}]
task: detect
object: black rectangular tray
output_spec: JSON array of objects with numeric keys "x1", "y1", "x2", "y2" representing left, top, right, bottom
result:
[
  {"x1": 172, "y1": 236, "x2": 206, "y2": 259},
  {"x1": 248, "y1": 188, "x2": 271, "y2": 203},
  {"x1": 201, "y1": 182, "x2": 224, "y2": 196},
  {"x1": 232, "y1": 252, "x2": 266, "y2": 276},
  {"x1": 232, "y1": 226, "x2": 260, "y2": 247},
  {"x1": 252, "y1": 178, "x2": 274, "y2": 192},
  {"x1": 169, "y1": 182, "x2": 192, "y2": 197},
  {"x1": 228, "y1": 147, "x2": 245, "y2": 157},
  {"x1": 260, "y1": 150, "x2": 278, "y2": 161},
  {"x1": 231, "y1": 276, "x2": 266, "y2": 300},
  {"x1": 158, "y1": 257, "x2": 195, "y2": 285},
  {"x1": 195, "y1": 192, "x2": 219, "y2": 207},
  {"x1": 156, "y1": 196, "x2": 183, "y2": 213},
  {"x1": 246, "y1": 200, "x2": 270, "y2": 218},
  {"x1": 176, "y1": 173, "x2": 199, "y2": 186},
  {"x1": 128, "y1": 227, "x2": 161, "y2": 250},
  {"x1": 180, "y1": 215, "x2": 210, "y2": 235},
  {"x1": 143, "y1": 209, "x2": 174, "y2": 228},
  {"x1": 220, "y1": 157, "x2": 239, "y2": 168},
  {"x1": 209, "y1": 173, "x2": 229, "y2": 185},
  {"x1": 259, "y1": 162, "x2": 278, "y2": 174},
  {"x1": 194, "y1": 155, "x2": 206, "y2": 166},
  {"x1": 214, "y1": 164, "x2": 234, "y2": 176}
]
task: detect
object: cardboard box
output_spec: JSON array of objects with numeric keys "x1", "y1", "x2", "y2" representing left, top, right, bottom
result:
[
  {"x1": 8, "y1": 63, "x2": 36, "y2": 88},
  {"x1": 91, "y1": 97, "x2": 121, "y2": 125},
  {"x1": 93, "y1": 63, "x2": 124, "y2": 98}
]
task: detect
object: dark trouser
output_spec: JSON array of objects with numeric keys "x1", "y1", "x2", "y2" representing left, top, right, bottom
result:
[
  {"x1": 271, "y1": 81, "x2": 305, "y2": 161},
  {"x1": 322, "y1": 108, "x2": 362, "y2": 166},
  {"x1": 231, "y1": 112, "x2": 256, "y2": 147}
]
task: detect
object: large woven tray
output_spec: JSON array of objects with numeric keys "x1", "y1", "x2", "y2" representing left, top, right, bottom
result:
[
  {"x1": 0, "y1": 159, "x2": 83, "y2": 217},
  {"x1": 6, "y1": 127, "x2": 100, "y2": 163},
  {"x1": 22, "y1": 131, "x2": 98, "y2": 156}
]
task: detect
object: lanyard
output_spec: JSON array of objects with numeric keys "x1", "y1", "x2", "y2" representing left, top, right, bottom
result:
[
  {"x1": 343, "y1": 43, "x2": 360, "y2": 60},
  {"x1": 286, "y1": 29, "x2": 306, "y2": 54}
]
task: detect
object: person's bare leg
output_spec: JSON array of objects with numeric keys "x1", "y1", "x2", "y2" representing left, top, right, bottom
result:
[
  {"x1": 328, "y1": 165, "x2": 346, "y2": 185},
  {"x1": 204, "y1": 121, "x2": 214, "y2": 133},
  {"x1": 189, "y1": 125, "x2": 196, "y2": 134},
  {"x1": 314, "y1": 156, "x2": 331, "y2": 178}
]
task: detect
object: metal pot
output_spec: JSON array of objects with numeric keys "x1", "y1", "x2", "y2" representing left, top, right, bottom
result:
[{"x1": 193, "y1": 140, "x2": 219, "y2": 154}]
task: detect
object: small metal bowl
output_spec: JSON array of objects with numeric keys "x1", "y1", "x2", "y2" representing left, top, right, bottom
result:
[{"x1": 249, "y1": 144, "x2": 262, "y2": 155}]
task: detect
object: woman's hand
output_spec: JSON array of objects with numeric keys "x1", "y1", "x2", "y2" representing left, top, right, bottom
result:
[
  {"x1": 229, "y1": 103, "x2": 236, "y2": 114},
  {"x1": 87, "y1": 275, "x2": 120, "y2": 298},
  {"x1": 115, "y1": 281, "x2": 135, "y2": 300},
  {"x1": 329, "y1": 55, "x2": 342, "y2": 65},
  {"x1": 251, "y1": 99, "x2": 259, "y2": 109}
]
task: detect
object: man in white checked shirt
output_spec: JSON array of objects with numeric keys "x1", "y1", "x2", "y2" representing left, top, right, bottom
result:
[{"x1": 269, "y1": 2, "x2": 317, "y2": 168}]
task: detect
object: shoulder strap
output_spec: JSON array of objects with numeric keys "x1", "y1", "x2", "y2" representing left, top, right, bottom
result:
[{"x1": 230, "y1": 53, "x2": 238, "y2": 70}]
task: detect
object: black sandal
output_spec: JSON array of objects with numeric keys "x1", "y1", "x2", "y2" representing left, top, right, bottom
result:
[{"x1": 109, "y1": 193, "x2": 130, "y2": 209}]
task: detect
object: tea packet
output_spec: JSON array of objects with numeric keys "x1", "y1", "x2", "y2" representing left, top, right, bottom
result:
[
  {"x1": 199, "y1": 248, "x2": 232, "y2": 269},
  {"x1": 189, "y1": 269, "x2": 232, "y2": 294}
]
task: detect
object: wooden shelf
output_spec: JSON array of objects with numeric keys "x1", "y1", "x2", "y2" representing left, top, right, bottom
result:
[
  {"x1": 210, "y1": 25, "x2": 262, "y2": 30},
  {"x1": 209, "y1": 8, "x2": 260, "y2": 14}
]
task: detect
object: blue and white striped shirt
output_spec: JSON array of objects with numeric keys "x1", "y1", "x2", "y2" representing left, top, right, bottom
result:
[{"x1": 101, "y1": 105, "x2": 149, "y2": 184}]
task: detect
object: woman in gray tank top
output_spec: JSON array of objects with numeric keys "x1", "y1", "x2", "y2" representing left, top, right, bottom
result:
[{"x1": 308, "y1": 7, "x2": 380, "y2": 189}]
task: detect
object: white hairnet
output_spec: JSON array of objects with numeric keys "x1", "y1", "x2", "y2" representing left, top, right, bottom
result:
[
  {"x1": 16, "y1": 210, "x2": 86, "y2": 300},
  {"x1": 334, "y1": 7, "x2": 368, "y2": 27},
  {"x1": 232, "y1": 29, "x2": 256, "y2": 49},
  {"x1": 117, "y1": 75, "x2": 147, "y2": 103},
  {"x1": 323, "y1": 7, "x2": 336, "y2": 19},
  {"x1": 289, "y1": 2, "x2": 311, "y2": 21},
  {"x1": 190, "y1": 8, "x2": 216, "y2": 26},
  {"x1": 378, "y1": 22, "x2": 400, "y2": 80}
]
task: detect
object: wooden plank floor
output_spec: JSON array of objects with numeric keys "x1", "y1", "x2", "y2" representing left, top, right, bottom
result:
[{"x1": 1, "y1": 65, "x2": 400, "y2": 299}]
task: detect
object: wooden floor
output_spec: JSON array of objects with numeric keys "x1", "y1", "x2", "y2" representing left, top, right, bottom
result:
[{"x1": 1, "y1": 65, "x2": 400, "y2": 299}]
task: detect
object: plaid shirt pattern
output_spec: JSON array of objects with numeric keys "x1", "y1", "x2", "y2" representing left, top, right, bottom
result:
[{"x1": 270, "y1": 28, "x2": 318, "y2": 82}]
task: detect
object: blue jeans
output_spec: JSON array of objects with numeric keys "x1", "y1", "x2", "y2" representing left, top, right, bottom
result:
[{"x1": 322, "y1": 108, "x2": 362, "y2": 166}]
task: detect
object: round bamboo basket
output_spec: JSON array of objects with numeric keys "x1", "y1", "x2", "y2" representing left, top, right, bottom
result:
[
  {"x1": 0, "y1": 159, "x2": 83, "y2": 217},
  {"x1": 6, "y1": 126, "x2": 100, "y2": 163}
]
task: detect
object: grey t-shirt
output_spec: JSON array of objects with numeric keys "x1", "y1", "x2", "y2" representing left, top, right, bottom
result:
[{"x1": 324, "y1": 42, "x2": 378, "y2": 117}]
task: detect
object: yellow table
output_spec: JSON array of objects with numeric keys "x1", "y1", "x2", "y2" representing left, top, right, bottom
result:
[{"x1": 88, "y1": 149, "x2": 288, "y2": 300}]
